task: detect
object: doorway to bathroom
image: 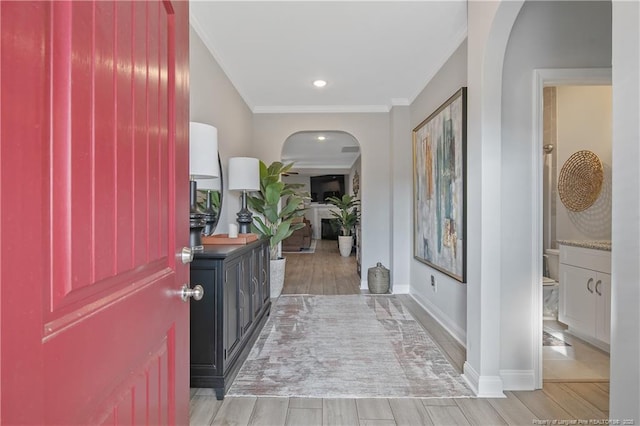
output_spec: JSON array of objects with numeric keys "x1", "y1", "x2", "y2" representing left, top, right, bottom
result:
[{"x1": 536, "y1": 72, "x2": 612, "y2": 384}]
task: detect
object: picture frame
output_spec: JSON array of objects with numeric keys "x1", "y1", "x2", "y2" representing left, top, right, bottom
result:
[{"x1": 413, "y1": 87, "x2": 467, "y2": 282}]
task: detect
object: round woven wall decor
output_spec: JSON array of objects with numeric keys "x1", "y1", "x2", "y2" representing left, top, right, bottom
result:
[{"x1": 558, "y1": 150, "x2": 604, "y2": 212}]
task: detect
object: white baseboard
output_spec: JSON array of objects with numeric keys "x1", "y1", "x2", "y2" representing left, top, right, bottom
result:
[
  {"x1": 566, "y1": 327, "x2": 610, "y2": 353},
  {"x1": 360, "y1": 281, "x2": 410, "y2": 294},
  {"x1": 391, "y1": 284, "x2": 410, "y2": 294},
  {"x1": 500, "y1": 369, "x2": 535, "y2": 390},
  {"x1": 410, "y1": 292, "x2": 466, "y2": 347},
  {"x1": 462, "y1": 361, "x2": 479, "y2": 395},
  {"x1": 463, "y1": 362, "x2": 505, "y2": 397}
]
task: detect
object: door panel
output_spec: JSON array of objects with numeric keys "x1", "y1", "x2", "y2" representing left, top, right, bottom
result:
[
  {"x1": 596, "y1": 273, "x2": 611, "y2": 344},
  {"x1": 252, "y1": 247, "x2": 263, "y2": 318},
  {"x1": 224, "y1": 259, "x2": 241, "y2": 367},
  {"x1": 0, "y1": 1, "x2": 190, "y2": 424},
  {"x1": 241, "y1": 255, "x2": 253, "y2": 334},
  {"x1": 560, "y1": 264, "x2": 596, "y2": 334}
]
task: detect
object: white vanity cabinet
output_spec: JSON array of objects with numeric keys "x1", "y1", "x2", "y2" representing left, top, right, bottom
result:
[{"x1": 559, "y1": 244, "x2": 611, "y2": 350}]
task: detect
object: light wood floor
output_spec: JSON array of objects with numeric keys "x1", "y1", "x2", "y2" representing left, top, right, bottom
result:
[
  {"x1": 543, "y1": 320, "x2": 610, "y2": 382},
  {"x1": 190, "y1": 240, "x2": 610, "y2": 425},
  {"x1": 282, "y1": 239, "x2": 361, "y2": 295}
]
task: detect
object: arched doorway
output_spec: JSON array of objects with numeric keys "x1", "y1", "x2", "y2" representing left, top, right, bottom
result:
[{"x1": 279, "y1": 130, "x2": 363, "y2": 294}]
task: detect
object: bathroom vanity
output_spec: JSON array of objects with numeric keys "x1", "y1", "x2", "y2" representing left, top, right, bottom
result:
[{"x1": 558, "y1": 240, "x2": 611, "y2": 352}]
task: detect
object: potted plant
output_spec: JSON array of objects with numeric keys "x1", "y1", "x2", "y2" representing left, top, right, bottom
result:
[
  {"x1": 325, "y1": 194, "x2": 360, "y2": 257},
  {"x1": 247, "y1": 161, "x2": 309, "y2": 298}
]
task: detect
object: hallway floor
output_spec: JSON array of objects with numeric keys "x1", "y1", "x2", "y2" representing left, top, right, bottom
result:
[
  {"x1": 282, "y1": 239, "x2": 361, "y2": 295},
  {"x1": 189, "y1": 240, "x2": 610, "y2": 424}
]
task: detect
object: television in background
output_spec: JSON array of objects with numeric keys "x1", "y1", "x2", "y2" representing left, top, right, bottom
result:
[{"x1": 310, "y1": 175, "x2": 345, "y2": 203}]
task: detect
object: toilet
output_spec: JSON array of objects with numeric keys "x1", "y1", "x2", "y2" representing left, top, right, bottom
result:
[{"x1": 543, "y1": 249, "x2": 560, "y2": 320}]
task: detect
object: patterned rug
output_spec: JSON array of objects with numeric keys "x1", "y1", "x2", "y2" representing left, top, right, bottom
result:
[
  {"x1": 227, "y1": 295, "x2": 473, "y2": 398},
  {"x1": 543, "y1": 330, "x2": 571, "y2": 347}
]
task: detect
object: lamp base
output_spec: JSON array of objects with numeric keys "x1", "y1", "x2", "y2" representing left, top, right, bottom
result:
[
  {"x1": 190, "y1": 179, "x2": 206, "y2": 249},
  {"x1": 189, "y1": 226, "x2": 205, "y2": 251},
  {"x1": 236, "y1": 190, "x2": 253, "y2": 234},
  {"x1": 236, "y1": 210, "x2": 253, "y2": 234},
  {"x1": 190, "y1": 214, "x2": 206, "y2": 250}
]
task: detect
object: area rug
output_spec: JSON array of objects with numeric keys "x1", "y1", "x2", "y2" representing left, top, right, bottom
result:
[
  {"x1": 282, "y1": 239, "x2": 317, "y2": 254},
  {"x1": 227, "y1": 295, "x2": 473, "y2": 398},
  {"x1": 543, "y1": 330, "x2": 571, "y2": 347}
]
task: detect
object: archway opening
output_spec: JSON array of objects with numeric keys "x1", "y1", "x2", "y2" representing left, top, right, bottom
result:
[{"x1": 279, "y1": 130, "x2": 363, "y2": 294}]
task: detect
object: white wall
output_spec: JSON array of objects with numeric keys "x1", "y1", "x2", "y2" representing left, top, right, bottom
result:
[
  {"x1": 500, "y1": 0, "x2": 611, "y2": 387},
  {"x1": 390, "y1": 106, "x2": 411, "y2": 293},
  {"x1": 610, "y1": 0, "x2": 640, "y2": 420},
  {"x1": 347, "y1": 156, "x2": 361, "y2": 199},
  {"x1": 252, "y1": 113, "x2": 391, "y2": 287},
  {"x1": 555, "y1": 85, "x2": 612, "y2": 242},
  {"x1": 189, "y1": 26, "x2": 254, "y2": 234},
  {"x1": 408, "y1": 40, "x2": 468, "y2": 343},
  {"x1": 464, "y1": 0, "x2": 524, "y2": 397}
]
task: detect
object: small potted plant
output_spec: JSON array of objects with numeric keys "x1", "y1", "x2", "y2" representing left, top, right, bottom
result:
[
  {"x1": 247, "y1": 161, "x2": 309, "y2": 297},
  {"x1": 325, "y1": 194, "x2": 360, "y2": 257}
]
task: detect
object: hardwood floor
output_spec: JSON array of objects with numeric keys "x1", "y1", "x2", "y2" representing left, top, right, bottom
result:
[
  {"x1": 282, "y1": 239, "x2": 361, "y2": 295},
  {"x1": 543, "y1": 320, "x2": 610, "y2": 382},
  {"x1": 190, "y1": 242, "x2": 610, "y2": 425}
]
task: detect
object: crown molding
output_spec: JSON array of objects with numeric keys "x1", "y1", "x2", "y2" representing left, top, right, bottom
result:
[{"x1": 252, "y1": 105, "x2": 391, "y2": 114}]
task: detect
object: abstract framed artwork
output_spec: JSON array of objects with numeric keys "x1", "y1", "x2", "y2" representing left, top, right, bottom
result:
[{"x1": 413, "y1": 87, "x2": 467, "y2": 282}]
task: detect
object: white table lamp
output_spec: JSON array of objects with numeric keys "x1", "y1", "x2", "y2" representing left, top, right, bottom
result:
[
  {"x1": 189, "y1": 122, "x2": 219, "y2": 249},
  {"x1": 228, "y1": 157, "x2": 260, "y2": 234}
]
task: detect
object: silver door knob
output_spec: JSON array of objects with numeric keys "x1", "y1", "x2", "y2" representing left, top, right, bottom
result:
[
  {"x1": 181, "y1": 284, "x2": 204, "y2": 302},
  {"x1": 178, "y1": 247, "x2": 194, "y2": 264}
]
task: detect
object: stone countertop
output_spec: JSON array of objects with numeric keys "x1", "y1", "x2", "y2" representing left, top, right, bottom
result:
[{"x1": 557, "y1": 240, "x2": 611, "y2": 251}]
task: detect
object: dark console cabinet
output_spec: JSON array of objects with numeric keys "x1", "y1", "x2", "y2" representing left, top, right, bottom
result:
[{"x1": 189, "y1": 239, "x2": 270, "y2": 399}]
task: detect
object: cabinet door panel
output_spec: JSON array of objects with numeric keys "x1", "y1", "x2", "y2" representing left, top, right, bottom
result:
[
  {"x1": 223, "y1": 259, "x2": 241, "y2": 367},
  {"x1": 261, "y1": 243, "x2": 271, "y2": 303},
  {"x1": 595, "y1": 272, "x2": 611, "y2": 344},
  {"x1": 189, "y1": 267, "x2": 218, "y2": 367},
  {"x1": 251, "y1": 247, "x2": 263, "y2": 318},
  {"x1": 240, "y1": 256, "x2": 253, "y2": 335},
  {"x1": 560, "y1": 264, "x2": 596, "y2": 334}
]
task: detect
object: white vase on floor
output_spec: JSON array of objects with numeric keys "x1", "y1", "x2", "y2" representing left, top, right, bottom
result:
[
  {"x1": 270, "y1": 257, "x2": 286, "y2": 298},
  {"x1": 338, "y1": 235, "x2": 353, "y2": 257}
]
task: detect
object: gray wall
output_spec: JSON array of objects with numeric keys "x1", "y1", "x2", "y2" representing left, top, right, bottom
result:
[
  {"x1": 500, "y1": 0, "x2": 611, "y2": 377},
  {"x1": 252, "y1": 113, "x2": 391, "y2": 287},
  {"x1": 408, "y1": 40, "x2": 468, "y2": 343},
  {"x1": 390, "y1": 105, "x2": 411, "y2": 293},
  {"x1": 555, "y1": 86, "x2": 612, "y2": 242},
  {"x1": 189, "y1": 26, "x2": 254, "y2": 234}
]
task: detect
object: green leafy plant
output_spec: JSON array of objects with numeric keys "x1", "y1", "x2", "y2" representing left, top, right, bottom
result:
[
  {"x1": 196, "y1": 189, "x2": 221, "y2": 212},
  {"x1": 247, "y1": 161, "x2": 309, "y2": 258},
  {"x1": 325, "y1": 194, "x2": 360, "y2": 236}
]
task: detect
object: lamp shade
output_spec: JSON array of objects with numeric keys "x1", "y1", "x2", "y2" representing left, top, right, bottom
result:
[
  {"x1": 196, "y1": 177, "x2": 221, "y2": 191},
  {"x1": 228, "y1": 157, "x2": 260, "y2": 191},
  {"x1": 189, "y1": 122, "x2": 219, "y2": 179}
]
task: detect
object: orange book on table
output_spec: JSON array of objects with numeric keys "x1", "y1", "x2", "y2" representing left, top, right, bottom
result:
[{"x1": 202, "y1": 233, "x2": 259, "y2": 245}]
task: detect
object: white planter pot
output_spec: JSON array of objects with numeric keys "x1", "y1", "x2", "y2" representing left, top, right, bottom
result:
[
  {"x1": 270, "y1": 257, "x2": 286, "y2": 298},
  {"x1": 338, "y1": 235, "x2": 353, "y2": 257}
]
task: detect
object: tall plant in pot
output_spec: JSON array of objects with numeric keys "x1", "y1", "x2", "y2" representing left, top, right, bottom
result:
[
  {"x1": 247, "y1": 161, "x2": 308, "y2": 298},
  {"x1": 326, "y1": 194, "x2": 360, "y2": 257}
]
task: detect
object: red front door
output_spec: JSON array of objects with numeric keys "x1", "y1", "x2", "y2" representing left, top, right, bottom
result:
[{"x1": 0, "y1": 1, "x2": 190, "y2": 424}]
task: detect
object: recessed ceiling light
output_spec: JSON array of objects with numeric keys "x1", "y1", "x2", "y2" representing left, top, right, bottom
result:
[
  {"x1": 317, "y1": 136, "x2": 326, "y2": 141},
  {"x1": 313, "y1": 80, "x2": 327, "y2": 88}
]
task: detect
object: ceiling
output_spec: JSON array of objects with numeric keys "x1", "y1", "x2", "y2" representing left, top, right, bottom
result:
[
  {"x1": 281, "y1": 131, "x2": 360, "y2": 175},
  {"x1": 190, "y1": 1, "x2": 467, "y2": 172}
]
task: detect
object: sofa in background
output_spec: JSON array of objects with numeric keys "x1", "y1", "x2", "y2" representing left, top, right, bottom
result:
[{"x1": 282, "y1": 217, "x2": 312, "y2": 252}]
